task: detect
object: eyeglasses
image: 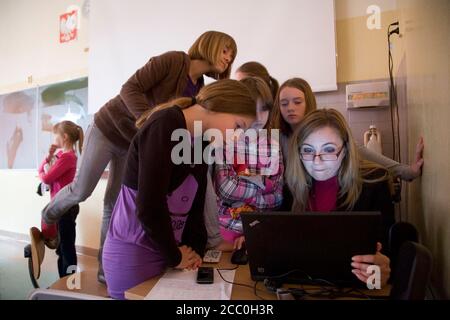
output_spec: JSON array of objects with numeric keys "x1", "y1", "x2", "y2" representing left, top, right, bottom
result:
[{"x1": 299, "y1": 145, "x2": 345, "y2": 161}]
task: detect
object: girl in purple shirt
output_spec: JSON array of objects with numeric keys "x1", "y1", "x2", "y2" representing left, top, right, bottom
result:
[{"x1": 102, "y1": 79, "x2": 256, "y2": 299}]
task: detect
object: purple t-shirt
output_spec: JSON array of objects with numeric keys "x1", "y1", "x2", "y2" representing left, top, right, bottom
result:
[
  {"x1": 182, "y1": 76, "x2": 203, "y2": 98},
  {"x1": 167, "y1": 174, "x2": 199, "y2": 243},
  {"x1": 102, "y1": 174, "x2": 199, "y2": 299}
]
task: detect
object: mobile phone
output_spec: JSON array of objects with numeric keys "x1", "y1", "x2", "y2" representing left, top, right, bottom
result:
[{"x1": 196, "y1": 267, "x2": 214, "y2": 284}]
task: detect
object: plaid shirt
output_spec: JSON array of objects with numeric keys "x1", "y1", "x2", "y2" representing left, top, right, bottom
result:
[{"x1": 214, "y1": 133, "x2": 284, "y2": 234}]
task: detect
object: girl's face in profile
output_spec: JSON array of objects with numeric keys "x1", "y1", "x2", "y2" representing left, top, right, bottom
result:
[
  {"x1": 213, "y1": 46, "x2": 233, "y2": 74},
  {"x1": 279, "y1": 87, "x2": 307, "y2": 129},
  {"x1": 300, "y1": 126, "x2": 346, "y2": 181},
  {"x1": 53, "y1": 131, "x2": 66, "y2": 149}
]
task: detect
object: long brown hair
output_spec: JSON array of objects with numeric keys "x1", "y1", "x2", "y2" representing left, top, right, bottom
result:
[
  {"x1": 136, "y1": 79, "x2": 256, "y2": 128},
  {"x1": 269, "y1": 78, "x2": 317, "y2": 136},
  {"x1": 53, "y1": 120, "x2": 84, "y2": 154},
  {"x1": 237, "y1": 62, "x2": 279, "y2": 99},
  {"x1": 188, "y1": 31, "x2": 237, "y2": 80},
  {"x1": 286, "y1": 109, "x2": 388, "y2": 212},
  {"x1": 239, "y1": 77, "x2": 273, "y2": 112},
  {"x1": 239, "y1": 76, "x2": 273, "y2": 130}
]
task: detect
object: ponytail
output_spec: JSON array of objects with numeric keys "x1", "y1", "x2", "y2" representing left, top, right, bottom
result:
[
  {"x1": 76, "y1": 126, "x2": 84, "y2": 154},
  {"x1": 136, "y1": 97, "x2": 195, "y2": 128},
  {"x1": 53, "y1": 120, "x2": 84, "y2": 155},
  {"x1": 268, "y1": 76, "x2": 279, "y2": 100}
]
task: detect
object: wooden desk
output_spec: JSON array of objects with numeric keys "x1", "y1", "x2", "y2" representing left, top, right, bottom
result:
[
  {"x1": 50, "y1": 270, "x2": 109, "y2": 298},
  {"x1": 125, "y1": 252, "x2": 391, "y2": 300}
]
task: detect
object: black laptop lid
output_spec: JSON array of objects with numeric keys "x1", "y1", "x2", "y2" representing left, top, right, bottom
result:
[{"x1": 241, "y1": 211, "x2": 381, "y2": 285}]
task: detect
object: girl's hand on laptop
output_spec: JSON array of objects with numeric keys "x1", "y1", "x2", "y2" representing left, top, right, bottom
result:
[{"x1": 351, "y1": 242, "x2": 391, "y2": 288}]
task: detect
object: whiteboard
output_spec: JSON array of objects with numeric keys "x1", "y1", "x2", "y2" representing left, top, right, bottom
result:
[{"x1": 89, "y1": 0, "x2": 337, "y2": 114}]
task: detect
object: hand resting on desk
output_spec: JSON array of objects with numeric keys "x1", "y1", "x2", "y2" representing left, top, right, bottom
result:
[{"x1": 175, "y1": 245, "x2": 203, "y2": 270}]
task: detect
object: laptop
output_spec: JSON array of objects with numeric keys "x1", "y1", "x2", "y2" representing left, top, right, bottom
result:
[{"x1": 241, "y1": 211, "x2": 381, "y2": 286}]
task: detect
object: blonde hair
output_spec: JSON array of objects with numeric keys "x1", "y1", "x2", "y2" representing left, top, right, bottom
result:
[
  {"x1": 136, "y1": 79, "x2": 256, "y2": 128},
  {"x1": 286, "y1": 109, "x2": 388, "y2": 212},
  {"x1": 188, "y1": 31, "x2": 237, "y2": 80},
  {"x1": 269, "y1": 78, "x2": 317, "y2": 135},
  {"x1": 53, "y1": 120, "x2": 84, "y2": 154},
  {"x1": 237, "y1": 62, "x2": 279, "y2": 99}
]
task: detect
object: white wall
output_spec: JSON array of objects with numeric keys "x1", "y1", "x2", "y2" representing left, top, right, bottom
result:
[
  {"x1": 0, "y1": 0, "x2": 104, "y2": 250},
  {"x1": 88, "y1": 0, "x2": 337, "y2": 113},
  {"x1": 0, "y1": 170, "x2": 105, "y2": 250},
  {"x1": 0, "y1": 0, "x2": 89, "y2": 93},
  {"x1": 398, "y1": 0, "x2": 450, "y2": 299}
]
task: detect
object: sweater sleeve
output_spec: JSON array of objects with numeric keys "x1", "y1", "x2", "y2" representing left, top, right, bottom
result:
[
  {"x1": 181, "y1": 171, "x2": 207, "y2": 257},
  {"x1": 135, "y1": 120, "x2": 182, "y2": 267},
  {"x1": 38, "y1": 159, "x2": 47, "y2": 175},
  {"x1": 373, "y1": 180, "x2": 396, "y2": 252},
  {"x1": 358, "y1": 145, "x2": 418, "y2": 181},
  {"x1": 214, "y1": 162, "x2": 261, "y2": 202},
  {"x1": 248, "y1": 147, "x2": 284, "y2": 209},
  {"x1": 38, "y1": 154, "x2": 75, "y2": 185},
  {"x1": 120, "y1": 52, "x2": 174, "y2": 119},
  {"x1": 249, "y1": 180, "x2": 283, "y2": 209},
  {"x1": 203, "y1": 168, "x2": 223, "y2": 249}
]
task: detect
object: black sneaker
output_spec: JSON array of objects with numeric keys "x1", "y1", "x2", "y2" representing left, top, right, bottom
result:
[{"x1": 97, "y1": 271, "x2": 106, "y2": 284}]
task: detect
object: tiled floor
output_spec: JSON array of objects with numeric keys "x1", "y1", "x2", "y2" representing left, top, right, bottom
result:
[{"x1": 0, "y1": 236, "x2": 99, "y2": 300}]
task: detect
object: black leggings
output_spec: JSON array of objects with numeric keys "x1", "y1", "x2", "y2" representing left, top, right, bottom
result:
[{"x1": 56, "y1": 205, "x2": 79, "y2": 278}]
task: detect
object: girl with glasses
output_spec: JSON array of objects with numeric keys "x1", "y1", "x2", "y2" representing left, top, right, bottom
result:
[{"x1": 285, "y1": 108, "x2": 394, "y2": 287}]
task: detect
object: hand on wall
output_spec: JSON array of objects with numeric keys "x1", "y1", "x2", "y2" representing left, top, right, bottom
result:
[{"x1": 409, "y1": 137, "x2": 424, "y2": 178}]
